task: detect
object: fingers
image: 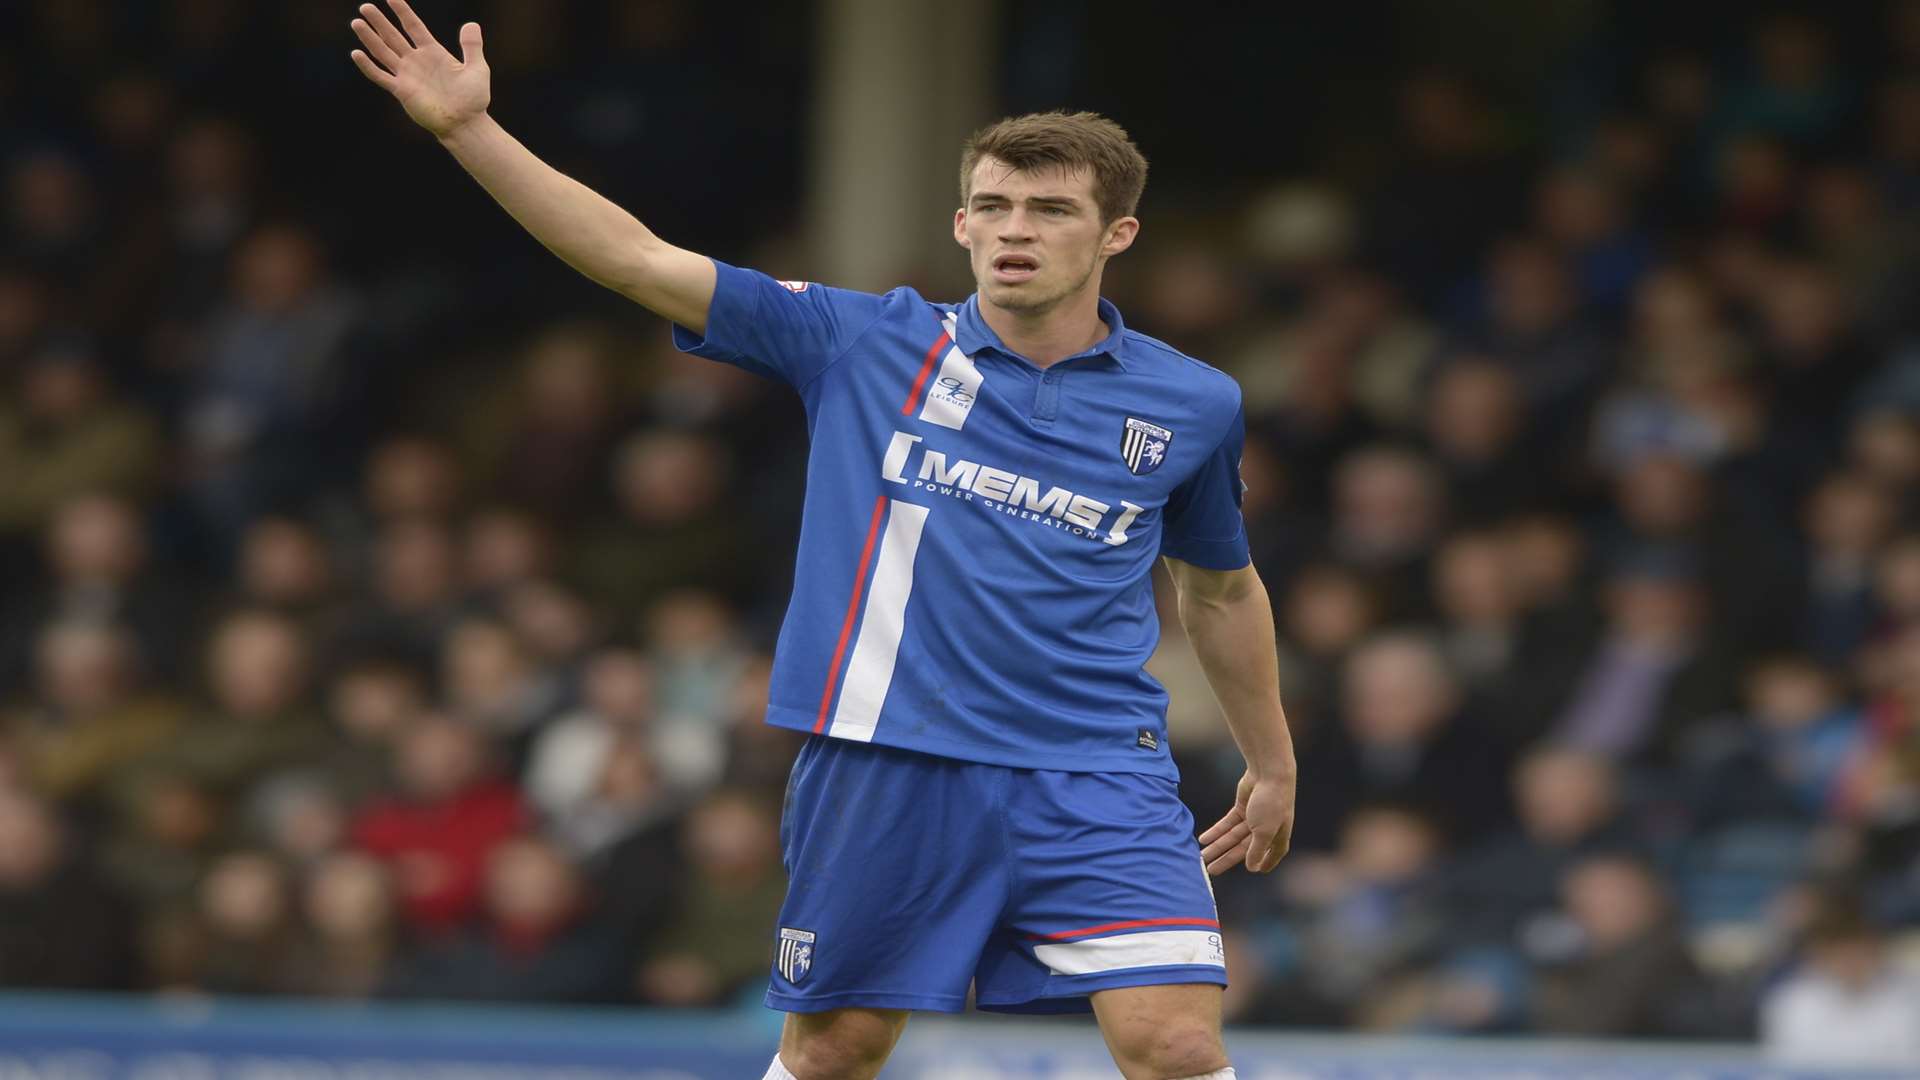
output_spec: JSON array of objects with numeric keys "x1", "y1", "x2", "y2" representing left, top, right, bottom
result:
[
  {"x1": 387, "y1": 0, "x2": 440, "y2": 48},
  {"x1": 1196, "y1": 804, "x2": 1244, "y2": 846},
  {"x1": 350, "y1": 19, "x2": 401, "y2": 70},
  {"x1": 359, "y1": 3, "x2": 413, "y2": 54},
  {"x1": 1206, "y1": 836, "x2": 1251, "y2": 877},
  {"x1": 349, "y1": 49, "x2": 398, "y2": 90},
  {"x1": 1200, "y1": 820, "x2": 1250, "y2": 865},
  {"x1": 458, "y1": 21, "x2": 485, "y2": 65}
]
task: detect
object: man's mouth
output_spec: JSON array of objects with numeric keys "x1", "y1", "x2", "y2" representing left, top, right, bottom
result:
[{"x1": 991, "y1": 253, "x2": 1040, "y2": 283}]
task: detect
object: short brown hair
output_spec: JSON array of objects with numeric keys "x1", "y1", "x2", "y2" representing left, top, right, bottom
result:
[{"x1": 959, "y1": 111, "x2": 1148, "y2": 225}]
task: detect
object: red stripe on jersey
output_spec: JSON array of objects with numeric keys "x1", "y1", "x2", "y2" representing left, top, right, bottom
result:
[
  {"x1": 901, "y1": 332, "x2": 952, "y2": 415},
  {"x1": 814, "y1": 495, "x2": 890, "y2": 733},
  {"x1": 1029, "y1": 917, "x2": 1221, "y2": 941}
]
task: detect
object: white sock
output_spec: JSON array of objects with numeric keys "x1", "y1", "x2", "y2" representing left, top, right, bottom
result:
[
  {"x1": 762, "y1": 1055, "x2": 800, "y2": 1080},
  {"x1": 1176, "y1": 1070, "x2": 1236, "y2": 1079}
]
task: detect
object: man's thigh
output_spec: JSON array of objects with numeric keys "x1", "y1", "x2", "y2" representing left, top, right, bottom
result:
[{"x1": 1090, "y1": 983, "x2": 1230, "y2": 1080}]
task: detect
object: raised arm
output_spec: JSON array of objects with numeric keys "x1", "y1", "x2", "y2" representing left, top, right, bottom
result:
[
  {"x1": 1162, "y1": 556, "x2": 1298, "y2": 875},
  {"x1": 348, "y1": 1, "x2": 714, "y2": 332}
]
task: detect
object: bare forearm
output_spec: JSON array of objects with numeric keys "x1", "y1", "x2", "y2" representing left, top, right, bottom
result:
[
  {"x1": 1179, "y1": 574, "x2": 1296, "y2": 777},
  {"x1": 436, "y1": 115, "x2": 712, "y2": 329}
]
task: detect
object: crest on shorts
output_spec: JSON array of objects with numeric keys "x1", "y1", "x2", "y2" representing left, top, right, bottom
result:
[
  {"x1": 777, "y1": 927, "x2": 815, "y2": 985},
  {"x1": 1121, "y1": 417, "x2": 1174, "y2": 476}
]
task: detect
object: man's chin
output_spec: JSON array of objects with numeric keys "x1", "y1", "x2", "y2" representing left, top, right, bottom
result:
[{"x1": 982, "y1": 281, "x2": 1059, "y2": 313}]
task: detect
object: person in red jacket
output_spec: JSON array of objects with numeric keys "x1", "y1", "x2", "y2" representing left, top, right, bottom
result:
[{"x1": 350, "y1": 713, "x2": 525, "y2": 935}]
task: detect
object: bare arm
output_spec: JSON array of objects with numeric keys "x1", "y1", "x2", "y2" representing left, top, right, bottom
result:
[
  {"x1": 1162, "y1": 557, "x2": 1298, "y2": 874},
  {"x1": 348, "y1": 1, "x2": 714, "y2": 331}
]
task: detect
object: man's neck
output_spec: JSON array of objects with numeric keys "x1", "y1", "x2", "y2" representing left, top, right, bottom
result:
[{"x1": 978, "y1": 288, "x2": 1108, "y2": 368}]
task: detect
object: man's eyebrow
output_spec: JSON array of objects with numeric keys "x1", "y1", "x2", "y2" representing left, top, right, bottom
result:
[{"x1": 968, "y1": 192, "x2": 1084, "y2": 207}]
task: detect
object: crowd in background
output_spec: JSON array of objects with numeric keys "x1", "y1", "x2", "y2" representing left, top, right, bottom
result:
[{"x1": 3, "y1": 0, "x2": 1920, "y2": 1062}]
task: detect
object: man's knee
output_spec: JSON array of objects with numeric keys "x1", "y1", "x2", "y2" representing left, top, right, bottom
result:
[
  {"x1": 780, "y1": 1008, "x2": 907, "y2": 1080},
  {"x1": 1108, "y1": 1021, "x2": 1230, "y2": 1079}
]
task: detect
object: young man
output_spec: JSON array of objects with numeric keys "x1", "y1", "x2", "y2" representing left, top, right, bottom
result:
[{"x1": 350, "y1": 4, "x2": 1297, "y2": 1077}]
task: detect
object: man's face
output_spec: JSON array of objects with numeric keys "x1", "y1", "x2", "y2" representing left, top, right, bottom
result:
[{"x1": 954, "y1": 156, "x2": 1135, "y2": 315}]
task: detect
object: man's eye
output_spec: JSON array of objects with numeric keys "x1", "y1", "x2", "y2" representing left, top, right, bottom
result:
[{"x1": 1042, "y1": 206, "x2": 1068, "y2": 216}]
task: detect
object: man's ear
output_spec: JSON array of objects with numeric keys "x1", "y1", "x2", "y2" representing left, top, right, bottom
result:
[
  {"x1": 1103, "y1": 216, "x2": 1140, "y2": 258},
  {"x1": 953, "y1": 208, "x2": 970, "y2": 249}
]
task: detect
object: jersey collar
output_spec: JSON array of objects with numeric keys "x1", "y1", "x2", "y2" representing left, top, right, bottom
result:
[{"x1": 953, "y1": 294, "x2": 1131, "y2": 371}]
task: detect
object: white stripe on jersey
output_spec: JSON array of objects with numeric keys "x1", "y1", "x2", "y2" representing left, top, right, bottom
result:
[{"x1": 828, "y1": 500, "x2": 930, "y2": 742}]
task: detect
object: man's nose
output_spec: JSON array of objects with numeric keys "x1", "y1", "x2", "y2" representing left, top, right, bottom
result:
[{"x1": 998, "y1": 208, "x2": 1036, "y2": 240}]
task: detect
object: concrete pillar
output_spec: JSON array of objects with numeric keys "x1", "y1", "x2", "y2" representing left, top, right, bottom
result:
[{"x1": 808, "y1": 0, "x2": 998, "y2": 296}]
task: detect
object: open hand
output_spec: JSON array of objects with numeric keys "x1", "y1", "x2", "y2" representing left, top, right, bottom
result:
[
  {"x1": 1199, "y1": 768, "x2": 1295, "y2": 875},
  {"x1": 349, "y1": 1, "x2": 490, "y2": 138}
]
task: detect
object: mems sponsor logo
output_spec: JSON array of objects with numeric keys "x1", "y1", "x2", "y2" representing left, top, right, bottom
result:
[{"x1": 880, "y1": 431, "x2": 1143, "y2": 547}]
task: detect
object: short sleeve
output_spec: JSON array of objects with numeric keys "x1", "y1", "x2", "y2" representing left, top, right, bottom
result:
[
  {"x1": 671, "y1": 259, "x2": 889, "y2": 389},
  {"x1": 1159, "y1": 403, "x2": 1251, "y2": 570}
]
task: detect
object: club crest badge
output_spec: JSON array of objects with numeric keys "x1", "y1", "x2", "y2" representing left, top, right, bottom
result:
[
  {"x1": 1121, "y1": 417, "x2": 1174, "y2": 476},
  {"x1": 777, "y1": 927, "x2": 815, "y2": 985}
]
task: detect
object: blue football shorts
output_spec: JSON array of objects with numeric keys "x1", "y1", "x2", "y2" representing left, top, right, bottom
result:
[{"x1": 766, "y1": 735, "x2": 1226, "y2": 1014}]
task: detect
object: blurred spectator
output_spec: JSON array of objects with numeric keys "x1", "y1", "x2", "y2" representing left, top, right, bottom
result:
[
  {"x1": 1467, "y1": 237, "x2": 1613, "y2": 439},
  {"x1": 363, "y1": 436, "x2": 466, "y2": 524},
  {"x1": 645, "y1": 590, "x2": 753, "y2": 791},
  {"x1": 1761, "y1": 900, "x2": 1920, "y2": 1066},
  {"x1": 1757, "y1": 259, "x2": 1876, "y2": 445},
  {"x1": 1293, "y1": 632, "x2": 1508, "y2": 851},
  {"x1": 246, "y1": 772, "x2": 349, "y2": 871},
  {"x1": 135, "y1": 609, "x2": 329, "y2": 804},
  {"x1": 0, "y1": 788, "x2": 135, "y2": 990},
  {"x1": 1847, "y1": 411, "x2": 1920, "y2": 502},
  {"x1": 1530, "y1": 854, "x2": 1719, "y2": 1038},
  {"x1": 0, "y1": 493, "x2": 194, "y2": 686},
  {"x1": 462, "y1": 507, "x2": 557, "y2": 601},
  {"x1": 286, "y1": 851, "x2": 397, "y2": 999},
  {"x1": 345, "y1": 516, "x2": 465, "y2": 665},
  {"x1": 456, "y1": 322, "x2": 632, "y2": 521},
  {"x1": 527, "y1": 647, "x2": 658, "y2": 843},
  {"x1": 500, "y1": 579, "x2": 597, "y2": 675},
  {"x1": 1430, "y1": 529, "x2": 1566, "y2": 744},
  {"x1": 2, "y1": 619, "x2": 183, "y2": 806},
  {"x1": 1423, "y1": 359, "x2": 1548, "y2": 523},
  {"x1": 636, "y1": 789, "x2": 785, "y2": 1006},
  {"x1": 187, "y1": 851, "x2": 298, "y2": 995},
  {"x1": 1279, "y1": 804, "x2": 1450, "y2": 1024},
  {"x1": 1801, "y1": 472, "x2": 1898, "y2": 665},
  {"x1": 350, "y1": 715, "x2": 527, "y2": 936},
  {"x1": 441, "y1": 616, "x2": 564, "y2": 741},
  {"x1": 98, "y1": 771, "x2": 220, "y2": 935},
  {"x1": 1549, "y1": 552, "x2": 1735, "y2": 761},
  {"x1": 180, "y1": 222, "x2": 363, "y2": 541},
  {"x1": 100, "y1": 117, "x2": 258, "y2": 357},
  {"x1": 6, "y1": 150, "x2": 101, "y2": 286},
  {"x1": 1274, "y1": 564, "x2": 1381, "y2": 741},
  {"x1": 1684, "y1": 655, "x2": 1865, "y2": 828},
  {"x1": 1445, "y1": 746, "x2": 1640, "y2": 948},
  {"x1": 0, "y1": 341, "x2": 160, "y2": 538},
  {"x1": 384, "y1": 834, "x2": 627, "y2": 1003},
  {"x1": 573, "y1": 431, "x2": 756, "y2": 616},
  {"x1": 230, "y1": 515, "x2": 345, "y2": 650},
  {"x1": 1326, "y1": 447, "x2": 1446, "y2": 619},
  {"x1": 315, "y1": 654, "x2": 426, "y2": 807}
]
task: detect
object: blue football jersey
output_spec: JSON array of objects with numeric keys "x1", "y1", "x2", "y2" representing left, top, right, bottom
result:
[{"x1": 674, "y1": 260, "x2": 1249, "y2": 777}]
